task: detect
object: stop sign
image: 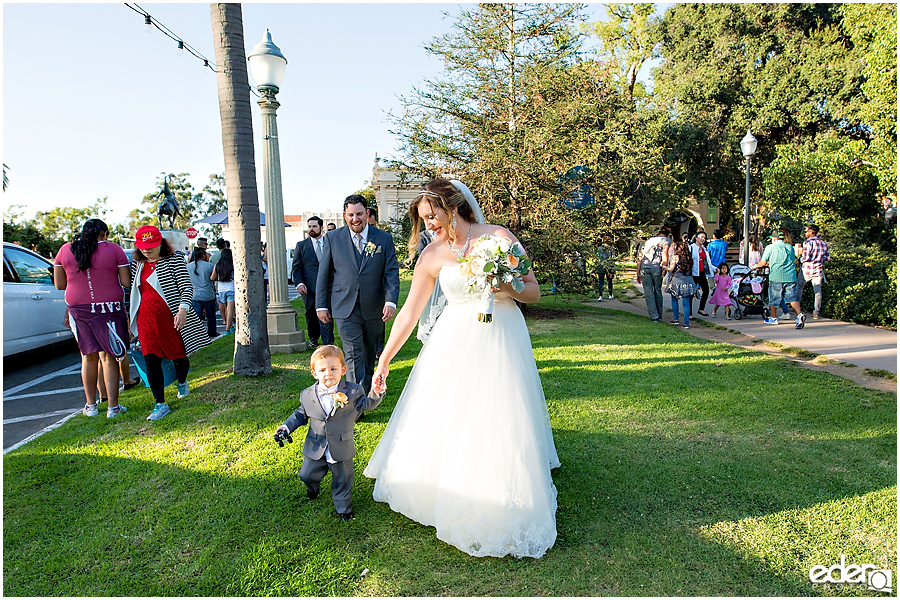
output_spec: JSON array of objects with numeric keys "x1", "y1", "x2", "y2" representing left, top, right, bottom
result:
[{"x1": 186, "y1": 227, "x2": 199, "y2": 239}]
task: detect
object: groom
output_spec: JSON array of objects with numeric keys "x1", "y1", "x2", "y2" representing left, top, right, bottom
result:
[{"x1": 316, "y1": 195, "x2": 400, "y2": 394}]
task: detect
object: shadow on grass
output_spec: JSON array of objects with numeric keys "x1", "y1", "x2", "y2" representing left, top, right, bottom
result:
[{"x1": 6, "y1": 417, "x2": 891, "y2": 596}]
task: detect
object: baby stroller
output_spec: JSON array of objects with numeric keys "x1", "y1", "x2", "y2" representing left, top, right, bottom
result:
[{"x1": 729, "y1": 264, "x2": 769, "y2": 320}]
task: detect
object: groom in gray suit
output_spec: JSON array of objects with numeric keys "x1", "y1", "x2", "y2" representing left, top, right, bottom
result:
[{"x1": 316, "y1": 195, "x2": 400, "y2": 394}]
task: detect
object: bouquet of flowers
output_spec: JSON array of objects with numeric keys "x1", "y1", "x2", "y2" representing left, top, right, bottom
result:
[{"x1": 458, "y1": 235, "x2": 532, "y2": 323}]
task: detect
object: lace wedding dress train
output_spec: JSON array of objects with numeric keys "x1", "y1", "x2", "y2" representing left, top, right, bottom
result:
[{"x1": 364, "y1": 265, "x2": 560, "y2": 558}]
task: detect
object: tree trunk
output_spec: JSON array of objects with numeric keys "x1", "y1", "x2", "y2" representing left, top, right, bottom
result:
[{"x1": 210, "y1": 3, "x2": 272, "y2": 376}]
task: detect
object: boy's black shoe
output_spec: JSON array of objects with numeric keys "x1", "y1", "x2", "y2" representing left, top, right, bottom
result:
[
  {"x1": 306, "y1": 488, "x2": 319, "y2": 500},
  {"x1": 339, "y1": 512, "x2": 354, "y2": 522}
]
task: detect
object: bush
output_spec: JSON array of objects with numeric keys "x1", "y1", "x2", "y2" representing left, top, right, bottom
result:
[{"x1": 802, "y1": 244, "x2": 897, "y2": 328}]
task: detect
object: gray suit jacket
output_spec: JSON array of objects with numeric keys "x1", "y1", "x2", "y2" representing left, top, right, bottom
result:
[
  {"x1": 315, "y1": 226, "x2": 400, "y2": 320},
  {"x1": 281, "y1": 380, "x2": 383, "y2": 462}
]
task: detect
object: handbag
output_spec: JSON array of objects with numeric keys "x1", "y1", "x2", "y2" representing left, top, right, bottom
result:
[{"x1": 131, "y1": 343, "x2": 180, "y2": 388}]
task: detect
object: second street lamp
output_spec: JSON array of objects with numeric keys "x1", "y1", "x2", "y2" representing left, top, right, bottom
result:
[
  {"x1": 248, "y1": 30, "x2": 305, "y2": 353},
  {"x1": 740, "y1": 130, "x2": 758, "y2": 266}
]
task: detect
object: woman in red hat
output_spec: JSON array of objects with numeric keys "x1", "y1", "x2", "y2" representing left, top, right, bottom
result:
[{"x1": 129, "y1": 225, "x2": 210, "y2": 420}]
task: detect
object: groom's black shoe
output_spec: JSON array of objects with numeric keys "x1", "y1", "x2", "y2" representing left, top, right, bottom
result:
[
  {"x1": 306, "y1": 488, "x2": 319, "y2": 500},
  {"x1": 339, "y1": 512, "x2": 354, "y2": 522}
]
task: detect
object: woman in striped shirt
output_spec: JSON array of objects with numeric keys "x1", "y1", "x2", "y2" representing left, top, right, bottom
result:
[{"x1": 129, "y1": 226, "x2": 210, "y2": 421}]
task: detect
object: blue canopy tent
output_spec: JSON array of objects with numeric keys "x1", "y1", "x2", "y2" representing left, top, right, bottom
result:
[{"x1": 193, "y1": 210, "x2": 290, "y2": 226}]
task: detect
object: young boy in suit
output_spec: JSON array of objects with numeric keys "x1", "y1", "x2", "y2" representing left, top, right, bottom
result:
[{"x1": 276, "y1": 345, "x2": 383, "y2": 521}]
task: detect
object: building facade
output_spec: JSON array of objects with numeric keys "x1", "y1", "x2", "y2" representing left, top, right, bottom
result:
[{"x1": 371, "y1": 158, "x2": 430, "y2": 223}]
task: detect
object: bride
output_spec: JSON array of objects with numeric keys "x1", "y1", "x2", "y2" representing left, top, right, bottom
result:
[{"x1": 365, "y1": 178, "x2": 560, "y2": 559}]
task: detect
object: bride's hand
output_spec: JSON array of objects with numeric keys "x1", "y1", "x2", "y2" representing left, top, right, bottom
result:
[{"x1": 373, "y1": 363, "x2": 389, "y2": 395}]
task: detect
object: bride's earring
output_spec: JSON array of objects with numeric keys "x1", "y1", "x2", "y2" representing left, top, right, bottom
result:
[{"x1": 451, "y1": 214, "x2": 457, "y2": 230}]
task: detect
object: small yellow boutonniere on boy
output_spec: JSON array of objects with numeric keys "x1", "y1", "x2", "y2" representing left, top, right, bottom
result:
[
  {"x1": 332, "y1": 392, "x2": 348, "y2": 408},
  {"x1": 364, "y1": 241, "x2": 377, "y2": 257}
]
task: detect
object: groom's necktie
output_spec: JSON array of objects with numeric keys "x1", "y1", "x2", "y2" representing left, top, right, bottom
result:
[{"x1": 354, "y1": 233, "x2": 363, "y2": 254}]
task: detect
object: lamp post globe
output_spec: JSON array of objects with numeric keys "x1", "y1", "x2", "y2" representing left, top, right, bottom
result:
[
  {"x1": 740, "y1": 130, "x2": 758, "y2": 266},
  {"x1": 740, "y1": 130, "x2": 758, "y2": 158},
  {"x1": 248, "y1": 30, "x2": 287, "y2": 92},
  {"x1": 248, "y1": 30, "x2": 305, "y2": 352}
]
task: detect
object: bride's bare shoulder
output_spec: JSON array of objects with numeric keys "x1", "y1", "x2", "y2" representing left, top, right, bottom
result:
[
  {"x1": 414, "y1": 242, "x2": 449, "y2": 278},
  {"x1": 474, "y1": 223, "x2": 520, "y2": 242}
]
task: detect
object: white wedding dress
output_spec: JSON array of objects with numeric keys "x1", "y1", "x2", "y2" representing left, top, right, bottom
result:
[{"x1": 363, "y1": 264, "x2": 560, "y2": 558}]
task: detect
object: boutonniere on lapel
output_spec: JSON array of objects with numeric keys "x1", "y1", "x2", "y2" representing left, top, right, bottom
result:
[
  {"x1": 332, "y1": 392, "x2": 348, "y2": 408},
  {"x1": 364, "y1": 242, "x2": 377, "y2": 257}
]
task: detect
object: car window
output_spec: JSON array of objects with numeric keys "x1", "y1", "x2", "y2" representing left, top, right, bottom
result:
[
  {"x1": 5, "y1": 247, "x2": 53, "y2": 284},
  {"x1": 4, "y1": 260, "x2": 16, "y2": 283}
]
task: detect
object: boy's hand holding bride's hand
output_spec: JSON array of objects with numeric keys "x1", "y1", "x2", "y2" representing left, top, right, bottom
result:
[{"x1": 372, "y1": 364, "x2": 389, "y2": 395}]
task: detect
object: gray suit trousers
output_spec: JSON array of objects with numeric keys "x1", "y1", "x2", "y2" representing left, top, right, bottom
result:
[
  {"x1": 336, "y1": 302, "x2": 382, "y2": 394},
  {"x1": 299, "y1": 455, "x2": 354, "y2": 514}
]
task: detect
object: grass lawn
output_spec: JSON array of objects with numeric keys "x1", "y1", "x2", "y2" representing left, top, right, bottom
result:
[{"x1": 4, "y1": 275, "x2": 895, "y2": 596}]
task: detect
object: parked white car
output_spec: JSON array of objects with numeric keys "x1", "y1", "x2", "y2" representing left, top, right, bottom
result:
[{"x1": 3, "y1": 242, "x2": 73, "y2": 356}]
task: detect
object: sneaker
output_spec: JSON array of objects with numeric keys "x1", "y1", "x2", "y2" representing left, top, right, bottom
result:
[
  {"x1": 725, "y1": 315, "x2": 731, "y2": 320},
  {"x1": 608, "y1": 295, "x2": 614, "y2": 300},
  {"x1": 651, "y1": 318, "x2": 660, "y2": 322},
  {"x1": 83, "y1": 403, "x2": 99, "y2": 417},
  {"x1": 764, "y1": 317, "x2": 779, "y2": 325},
  {"x1": 176, "y1": 382, "x2": 189, "y2": 399},
  {"x1": 669, "y1": 320, "x2": 679, "y2": 325},
  {"x1": 781, "y1": 312, "x2": 791, "y2": 319},
  {"x1": 596, "y1": 296, "x2": 604, "y2": 302},
  {"x1": 107, "y1": 404, "x2": 127, "y2": 418},
  {"x1": 682, "y1": 324, "x2": 690, "y2": 329},
  {"x1": 813, "y1": 313, "x2": 820, "y2": 319},
  {"x1": 147, "y1": 403, "x2": 171, "y2": 421},
  {"x1": 795, "y1": 313, "x2": 806, "y2": 329}
]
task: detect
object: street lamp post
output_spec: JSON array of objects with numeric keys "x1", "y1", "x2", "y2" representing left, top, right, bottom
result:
[
  {"x1": 248, "y1": 30, "x2": 305, "y2": 353},
  {"x1": 740, "y1": 130, "x2": 758, "y2": 266}
]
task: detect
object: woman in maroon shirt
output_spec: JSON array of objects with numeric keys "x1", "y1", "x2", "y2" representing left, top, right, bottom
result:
[{"x1": 54, "y1": 219, "x2": 131, "y2": 418}]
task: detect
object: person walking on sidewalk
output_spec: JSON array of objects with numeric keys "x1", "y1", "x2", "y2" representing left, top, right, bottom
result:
[
  {"x1": 187, "y1": 248, "x2": 218, "y2": 338},
  {"x1": 54, "y1": 219, "x2": 131, "y2": 419},
  {"x1": 797, "y1": 224, "x2": 829, "y2": 319},
  {"x1": 754, "y1": 229, "x2": 806, "y2": 329},
  {"x1": 636, "y1": 226, "x2": 671, "y2": 322},
  {"x1": 664, "y1": 240, "x2": 699, "y2": 329},
  {"x1": 595, "y1": 238, "x2": 617, "y2": 302},
  {"x1": 690, "y1": 231, "x2": 713, "y2": 317},
  {"x1": 130, "y1": 226, "x2": 210, "y2": 420}
]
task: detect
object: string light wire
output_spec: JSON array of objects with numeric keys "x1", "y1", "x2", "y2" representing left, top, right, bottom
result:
[{"x1": 123, "y1": 3, "x2": 263, "y2": 98}]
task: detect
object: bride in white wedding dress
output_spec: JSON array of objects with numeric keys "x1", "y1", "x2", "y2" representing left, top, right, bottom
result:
[{"x1": 365, "y1": 178, "x2": 560, "y2": 559}]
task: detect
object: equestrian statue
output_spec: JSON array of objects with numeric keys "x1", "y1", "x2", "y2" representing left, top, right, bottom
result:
[{"x1": 157, "y1": 175, "x2": 182, "y2": 230}]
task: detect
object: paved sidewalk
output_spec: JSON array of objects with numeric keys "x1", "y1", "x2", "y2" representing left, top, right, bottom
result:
[{"x1": 590, "y1": 283, "x2": 898, "y2": 374}]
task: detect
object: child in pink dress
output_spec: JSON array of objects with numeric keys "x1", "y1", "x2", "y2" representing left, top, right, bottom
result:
[{"x1": 710, "y1": 263, "x2": 733, "y2": 319}]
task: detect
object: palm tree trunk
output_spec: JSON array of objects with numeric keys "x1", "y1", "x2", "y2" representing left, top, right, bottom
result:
[{"x1": 210, "y1": 3, "x2": 271, "y2": 376}]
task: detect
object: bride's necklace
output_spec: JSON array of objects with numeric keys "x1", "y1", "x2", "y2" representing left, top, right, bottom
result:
[{"x1": 447, "y1": 226, "x2": 471, "y2": 259}]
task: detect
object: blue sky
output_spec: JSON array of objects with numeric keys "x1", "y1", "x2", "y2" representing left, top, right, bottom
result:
[{"x1": 3, "y1": 2, "x2": 638, "y2": 227}]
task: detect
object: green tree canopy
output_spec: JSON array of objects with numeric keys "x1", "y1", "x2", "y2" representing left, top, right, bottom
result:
[{"x1": 653, "y1": 3, "x2": 868, "y2": 224}]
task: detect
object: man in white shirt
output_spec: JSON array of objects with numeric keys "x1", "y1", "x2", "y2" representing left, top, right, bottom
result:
[
  {"x1": 292, "y1": 216, "x2": 334, "y2": 347},
  {"x1": 636, "y1": 226, "x2": 671, "y2": 322}
]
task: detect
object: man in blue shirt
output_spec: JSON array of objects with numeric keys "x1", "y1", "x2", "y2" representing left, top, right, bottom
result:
[
  {"x1": 754, "y1": 229, "x2": 806, "y2": 329},
  {"x1": 707, "y1": 229, "x2": 729, "y2": 269}
]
